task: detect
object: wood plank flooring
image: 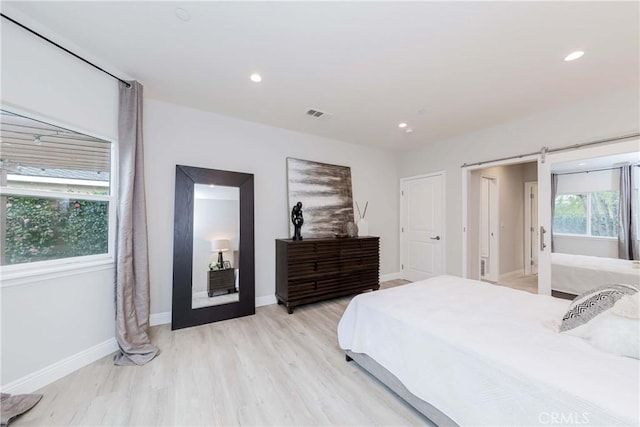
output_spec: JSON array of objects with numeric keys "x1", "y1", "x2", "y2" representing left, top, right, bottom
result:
[{"x1": 14, "y1": 279, "x2": 432, "y2": 426}]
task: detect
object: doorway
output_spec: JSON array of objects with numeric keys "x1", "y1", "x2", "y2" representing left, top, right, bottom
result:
[
  {"x1": 400, "y1": 172, "x2": 445, "y2": 282},
  {"x1": 464, "y1": 160, "x2": 539, "y2": 293}
]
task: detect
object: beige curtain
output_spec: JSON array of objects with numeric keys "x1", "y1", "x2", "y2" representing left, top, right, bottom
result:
[{"x1": 114, "y1": 80, "x2": 159, "y2": 365}]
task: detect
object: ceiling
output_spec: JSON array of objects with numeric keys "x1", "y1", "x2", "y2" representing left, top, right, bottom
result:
[{"x1": 3, "y1": 1, "x2": 639, "y2": 151}]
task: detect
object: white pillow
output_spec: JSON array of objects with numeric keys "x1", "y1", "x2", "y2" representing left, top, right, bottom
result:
[{"x1": 564, "y1": 293, "x2": 639, "y2": 359}]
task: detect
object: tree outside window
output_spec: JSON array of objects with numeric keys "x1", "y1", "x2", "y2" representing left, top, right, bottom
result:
[{"x1": 554, "y1": 191, "x2": 618, "y2": 237}]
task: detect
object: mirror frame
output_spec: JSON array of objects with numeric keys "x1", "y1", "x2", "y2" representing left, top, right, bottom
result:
[{"x1": 171, "y1": 165, "x2": 255, "y2": 330}]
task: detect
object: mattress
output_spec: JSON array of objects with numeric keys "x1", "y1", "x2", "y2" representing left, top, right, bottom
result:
[
  {"x1": 552, "y1": 252, "x2": 640, "y2": 295},
  {"x1": 337, "y1": 275, "x2": 640, "y2": 426}
]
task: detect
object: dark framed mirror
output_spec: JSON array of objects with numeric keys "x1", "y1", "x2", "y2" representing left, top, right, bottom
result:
[{"x1": 172, "y1": 165, "x2": 255, "y2": 330}]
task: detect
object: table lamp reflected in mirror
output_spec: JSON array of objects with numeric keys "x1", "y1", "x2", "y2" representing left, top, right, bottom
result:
[{"x1": 210, "y1": 239, "x2": 230, "y2": 270}]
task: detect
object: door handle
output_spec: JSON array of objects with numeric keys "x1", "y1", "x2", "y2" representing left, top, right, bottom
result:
[
  {"x1": 430, "y1": 236, "x2": 441, "y2": 240},
  {"x1": 540, "y1": 226, "x2": 547, "y2": 251}
]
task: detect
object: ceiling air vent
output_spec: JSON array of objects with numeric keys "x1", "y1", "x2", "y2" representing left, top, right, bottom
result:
[{"x1": 305, "y1": 108, "x2": 332, "y2": 119}]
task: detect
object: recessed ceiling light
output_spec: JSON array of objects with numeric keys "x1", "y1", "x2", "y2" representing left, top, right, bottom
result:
[
  {"x1": 398, "y1": 122, "x2": 407, "y2": 128},
  {"x1": 405, "y1": 128, "x2": 414, "y2": 134},
  {"x1": 250, "y1": 73, "x2": 262, "y2": 83},
  {"x1": 578, "y1": 162, "x2": 587, "y2": 166},
  {"x1": 564, "y1": 51, "x2": 584, "y2": 62}
]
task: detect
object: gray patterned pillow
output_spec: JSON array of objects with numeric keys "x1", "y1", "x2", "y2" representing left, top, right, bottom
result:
[{"x1": 559, "y1": 284, "x2": 639, "y2": 332}]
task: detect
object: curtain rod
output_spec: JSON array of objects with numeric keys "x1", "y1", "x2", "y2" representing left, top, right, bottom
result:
[
  {"x1": 1, "y1": 13, "x2": 131, "y2": 88},
  {"x1": 554, "y1": 164, "x2": 640, "y2": 176},
  {"x1": 461, "y1": 132, "x2": 640, "y2": 168}
]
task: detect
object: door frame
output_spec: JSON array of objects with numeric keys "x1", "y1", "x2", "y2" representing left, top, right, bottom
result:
[
  {"x1": 479, "y1": 174, "x2": 499, "y2": 282},
  {"x1": 462, "y1": 155, "x2": 539, "y2": 279},
  {"x1": 524, "y1": 181, "x2": 538, "y2": 276},
  {"x1": 400, "y1": 171, "x2": 446, "y2": 280}
]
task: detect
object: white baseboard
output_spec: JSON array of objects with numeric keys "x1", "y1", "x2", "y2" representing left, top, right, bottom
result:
[
  {"x1": 2, "y1": 338, "x2": 118, "y2": 395},
  {"x1": 256, "y1": 295, "x2": 277, "y2": 307},
  {"x1": 150, "y1": 311, "x2": 171, "y2": 326},
  {"x1": 380, "y1": 272, "x2": 402, "y2": 282},
  {"x1": 499, "y1": 269, "x2": 525, "y2": 282}
]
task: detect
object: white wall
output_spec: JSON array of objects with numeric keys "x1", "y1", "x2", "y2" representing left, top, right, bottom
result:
[
  {"x1": 1, "y1": 17, "x2": 119, "y2": 387},
  {"x1": 144, "y1": 100, "x2": 399, "y2": 316},
  {"x1": 193, "y1": 198, "x2": 239, "y2": 294},
  {"x1": 554, "y1": 168, "x2": 620, "y2": 258},
  {"x1": 398, "y1": 87, "x2": 640, "y2": 276}
]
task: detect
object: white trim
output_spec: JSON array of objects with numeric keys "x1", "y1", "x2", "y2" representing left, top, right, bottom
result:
[
  {"x1": 256, "y1": 295, "x2": 277, "y2": 307},
  {"x1": 524, "y1": 181, "x2": 538, "y2": 276},
  {"x1": 499, "y1": 269, "x2": 525, "y2": 282},
  {"x1": 0, "y1": 186, "x2": 111, "y2": 201},
  {"x1": 0, "y1": 258, "x2": 114, "y2": 287},
  {"x1": 7, "y1": 175, "x2": 109, "y2": 188},
  {"x1": 399, "y1": 171, "x2": 447, "y2": 281},
  {"x1": 553, "y1": 233, "x2": 617, "y2": 241},
  {"x1": 1, "y1": 338, "x2": 118, "y2": 394},
  {"x1": 380, "y1": 272, "x2": 402, "y2": 282},
  {"x1": 150, "y1": 311, "x2": 171, "y2": 326}
]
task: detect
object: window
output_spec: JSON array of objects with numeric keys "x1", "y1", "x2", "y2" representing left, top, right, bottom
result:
[
  {"x1": 0, "y1": 109, "x2": 115, "y2": 268},
  {"x1": 554, "y1": 191, "x2": 619, "y2": 237}
]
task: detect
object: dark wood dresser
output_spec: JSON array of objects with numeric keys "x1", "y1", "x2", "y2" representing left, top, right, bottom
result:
[{"x1": 276, "y1": 237, "x2": 380, "y2": 313}]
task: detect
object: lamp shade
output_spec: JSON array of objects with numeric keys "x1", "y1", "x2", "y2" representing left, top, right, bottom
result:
[{"x1": 211, "y1": 239, "x2": 230, "y2": 252}]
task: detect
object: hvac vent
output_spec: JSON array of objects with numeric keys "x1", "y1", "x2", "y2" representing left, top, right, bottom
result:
[{"x1": 305, "y1": 109, "x2": 332, "y2": 119}]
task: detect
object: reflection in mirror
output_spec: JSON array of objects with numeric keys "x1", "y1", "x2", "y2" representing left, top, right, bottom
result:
[
  {"x1": 192, "y1": 184, "x2": 240, "y2": 308},
  {"x1": 550, "y1": 151, "x2": 640, "y2": 300}
]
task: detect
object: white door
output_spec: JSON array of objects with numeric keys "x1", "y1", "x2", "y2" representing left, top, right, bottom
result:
[
  {"x1": 480, "y1": 177, "x2": 499, "y2": 282},
  {"x1": 524, "y1": 182, "x2": 538, "y2": 275},
  {"x1": 401, "y1": 173, "x2": 445, "y2": 282}
]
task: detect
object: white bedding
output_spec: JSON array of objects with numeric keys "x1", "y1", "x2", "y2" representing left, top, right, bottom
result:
[
  {"x1": 552, "y1": 253, "x2": 640, "y2": 295},
  {"x1": 338, "y1": 275, "x2": 640, "y2": 426}
]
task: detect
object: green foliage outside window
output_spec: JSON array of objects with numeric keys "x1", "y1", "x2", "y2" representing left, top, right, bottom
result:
[
  {"x1": 553, "y1": 191, "x2": 618, "y2": 237},
  {"x1": 3, "y1": 196, "x2": 108, "y2": 265},
  {"x1": 554, "y1": 194, "x2": 587, "y2": 234}
]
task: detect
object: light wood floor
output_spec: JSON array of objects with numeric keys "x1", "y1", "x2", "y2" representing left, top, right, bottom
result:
[
  {"x1": 14, "y1": 279, "x2": 432, "y2": 426},
  {"x1": 493, "y1": 274, "x2": 538, "y2": 294}
]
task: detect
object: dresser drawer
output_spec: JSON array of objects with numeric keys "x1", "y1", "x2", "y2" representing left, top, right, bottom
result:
[
  {"x1": 287, "y1": 258, "x2": 340, "y2": 279},
  {"x1": 287, "y1": 241, "x2": 340, "y2": 260},
  {"x1": 288, "y1": 276, "x2": 341, "y2": 300}
]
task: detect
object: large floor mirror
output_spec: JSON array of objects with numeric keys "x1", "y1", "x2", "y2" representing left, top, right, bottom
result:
[
  {"x1": 172, "y1": 165, "x2": 255, "y2": 330},
  {"x1": 537, "y1": 138, "x2": 640, "y2": 296}
]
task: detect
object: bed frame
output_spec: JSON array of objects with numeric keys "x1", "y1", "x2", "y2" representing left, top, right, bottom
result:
[{"x1": 345, "y1": 350, "x2": 458, "y2": 427}]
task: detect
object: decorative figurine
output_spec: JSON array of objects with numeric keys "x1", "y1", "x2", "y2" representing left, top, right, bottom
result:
[{"x1": 291, "y1": 201, "x2": 304, "y2": 240}]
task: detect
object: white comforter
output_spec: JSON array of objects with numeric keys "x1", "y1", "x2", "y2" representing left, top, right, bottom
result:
[
  {"x1": 338, "y1": 275, "x2": 640, "y2": 426},
  {"x1": 552, "y1": 253, "x2": 640, "y2": 295}
]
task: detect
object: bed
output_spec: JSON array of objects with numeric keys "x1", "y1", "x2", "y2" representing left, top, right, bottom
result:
[
  {"x1": 337, "y1": 275, "x2": 640, "y2": 426},
  {"x1": 552, "y1": 253, "x2": 640, "y2": 296}
]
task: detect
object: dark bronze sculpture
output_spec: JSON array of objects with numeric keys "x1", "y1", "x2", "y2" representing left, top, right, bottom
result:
[{"x1": 291, "y1": 201, "x2": 304, "y2": 240}]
